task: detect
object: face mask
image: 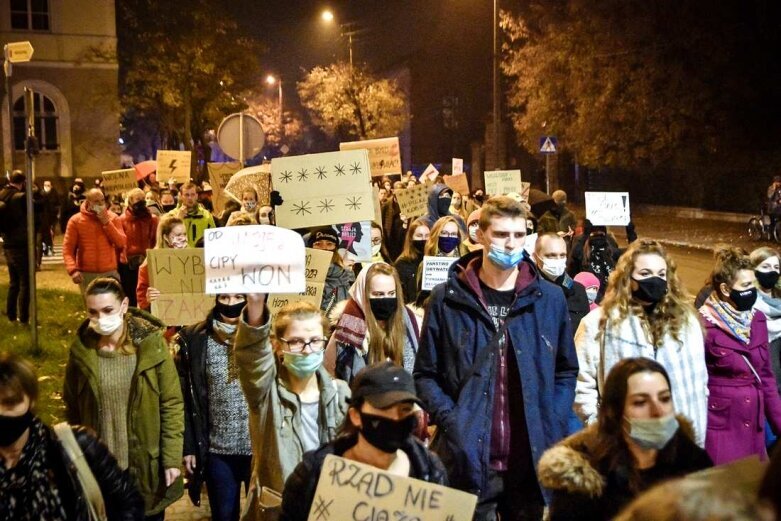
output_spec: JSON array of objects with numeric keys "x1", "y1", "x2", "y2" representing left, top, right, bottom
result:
[
  {"x1": 468, "y1": 225, "x2": 479, "y2": 243},
  {"x1": 541, "y1": 257, "x2": 567, "y2": 280},
  {"x1": 131, "y1": 200, "x2": 147, "y2": 214},
  {"x1": 590, "y1": 235, "x2": 607, "y2": 250},
  {"x1": 371, "y1": 243, "x2": 382, "y2": 257},
  {"x1": 358, "y1": 411, "x2": 418, "y2": 454},
  {"x1": 586, "y1": 288, "x2": 599, "y2": 304},
  {"x1": 488, "y1": 244, "x2": 525, "y2": 270},
  {"x1": 631, "y1": 276, "x2": 668, "y2": 304},
  {"x1": 0, "y1": 410, "x2": 34, "y2": 446},
  {"x1": 438, "y1": 236, "x2": 460, "y2": 254},
  {"x1": 244, "y1": 201, "x2": 257, "y2": 211},
  {"x1": 167, "y1": 235, "x2": 188, "y2": 249},
  {"x1": 412, "y1": 239, "x2": 426, "y2": 254},
  {"x1": 755, "y1": 270, "x2": 780, "y2": 290},
  {"x1": 259, "y1": 214, "x2": 272, "y2": 225},
  {"x1": 437, "y1": 198, "x2": 452, "y2": 216},
  {"x1": 527, "y1": 227, "x2": 534, "y2": 236},
  {"x1": 44, "y1": 186, "x2": 51, "y2": 193},
  {"x1": 473, "y1": 194, "x2": 484, "y2": 203},
  {"x1": 91, "y1": 203, "x2": 105, "y2": 214},
  {"x1": 162, "y1": 203, "x2": 177, "y2": 213},
  {"x1": 370, "y1": 297, "x2": 397, "y2": 320},
  {"x1": 729, "y1": 287, "x2": 757, "y2": 312},
  {"x1": 89, "y1": 311, "x2": 124, "y2": 336},
  {"x1": 215, "y1": 300, "x2": 245, "y2": 320},
  {"x1": 625, "y1": 415, "x2": 679, "y2": 450},
  {"x1": 73, "y1": 185, "x2": 84, "y2": 195},
  {"x1": 283, "y1": 351, "x2": 324, "y2": 379}
]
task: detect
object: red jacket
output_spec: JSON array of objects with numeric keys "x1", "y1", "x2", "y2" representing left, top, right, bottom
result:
[
  {"x1": 119, "y1": 208, "x2": 158, "y2": 264},
  {"x1": 137, "y1": 261, "x2": 150, "y2": 310},
  {"x1": 62, "y1": 203, "x2": 126, "y2": 275}
]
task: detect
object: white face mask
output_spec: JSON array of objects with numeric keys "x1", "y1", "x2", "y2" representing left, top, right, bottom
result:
[
  {"x1": 89, "y1": 312, "x2": 124, "y2": 336},
  {"x1": 541, "y1": 257, "x2": 567, "y2": 279},
  {"x1": 167, "y1": 235, "x2": 188, "y2": 249},
  {"x1": 371, "y1": 243, "x2": 382, "y2": 257},
  {"x1": 468, "y1": 225, "x2": 479, "y2": 243},
  {"x1": 585, "y1": 288, "x2": 599, "y2": 304},
  {"x1": 91, "y1": 203, "x2": 105, "y2": 214},
  {"x1": 244, "y1": 201, "x2": 257, "y2": 211}
]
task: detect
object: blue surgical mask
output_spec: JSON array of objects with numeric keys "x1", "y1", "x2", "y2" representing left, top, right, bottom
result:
[
  {"x1": 487, "y1": 244, "x2": 525, "y2": 270},
  {"x1": 283, "y1": 351, "x2": 324, "y2": 379},
  {"x1": 625, "y1": 415, "x2": 679, "y2": 450}
]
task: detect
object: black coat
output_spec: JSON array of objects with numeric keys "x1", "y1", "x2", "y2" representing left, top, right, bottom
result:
[
  {"x1": 0, "y1": 184, "x2": 41, "y2": 247},
  {"x1": 280, "y1": 435, "x2": 448, "y2": 521},
  {"x1": 49, "y1": 424, "x2": 145, "y2": 521},
  {"x1": 395, "y1": 256, "x2": 422, "y2": 304},
  {"x1": 558, "y1": 274, "x2": 590, "y2": 332}
]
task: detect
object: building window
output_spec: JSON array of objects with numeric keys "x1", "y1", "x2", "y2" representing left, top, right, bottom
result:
[
  {"x1": 10, "y1": 0, "x2": 50, "y2": 31},
  {"x1": 13, "y1": 93, "x2": 59, "y2": 151}
]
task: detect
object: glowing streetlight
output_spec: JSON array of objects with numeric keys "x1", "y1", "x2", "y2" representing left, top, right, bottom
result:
[
  {"x1": 265, "y1": 75, "x2": 282, "y2": 126},
  {"x1": 320, "y1": 9, "x2": 356, "y2": 70},
  {"x1": 321, "y1": 10, "x2": 334, "y2": 22},
  {"x1": 265, "y1": 74, "x2": 276, "y2": 85}
]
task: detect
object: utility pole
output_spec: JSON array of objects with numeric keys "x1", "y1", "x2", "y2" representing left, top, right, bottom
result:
[
  {"x1": 492, "y1": 0, "x2": 501, "y2": 170},
  {"x1": 24, "y1": 87, "x2": 39, "y2": 353}
]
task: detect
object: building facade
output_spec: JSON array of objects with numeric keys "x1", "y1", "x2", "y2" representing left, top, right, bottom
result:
[{"x1": 1, "y1": 0, "x2": 119, "y2": 181}]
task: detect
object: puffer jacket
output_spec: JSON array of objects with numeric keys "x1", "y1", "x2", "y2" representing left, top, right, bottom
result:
[
  {"x1": 233, "y1": 313, "x2": 350, "y2": 521},
  {"x1": 119, "y1": 208, "x2": 158, "y2": 264},
  {"x1": 63, "y1": 308, "x2": 184, "y2": 516},
  {"x1": 538, "y1": 415, "x2": 712, "y2": 520},
  {"x1": 280, "y1": 434, "x2": 448, "y2": 521},
  {"x1": 63, "y1": 202, "x2": 126, "y2": 275}
]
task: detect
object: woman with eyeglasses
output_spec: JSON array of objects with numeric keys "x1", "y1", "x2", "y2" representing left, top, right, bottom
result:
[
  {"x1": 233, "y1": 295, "x2": 350, "y2": 520},
  {"x1": 414, "y1": 216, "x2": 466, "y2": 306}
]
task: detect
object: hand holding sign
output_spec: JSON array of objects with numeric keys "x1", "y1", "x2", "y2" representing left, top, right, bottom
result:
[
  {"x1": 204, "y1": 225, "x2": 306, "y2": 294},
  {"x1": 585, "y1": 192, "x2": 631, "y2": 226}
]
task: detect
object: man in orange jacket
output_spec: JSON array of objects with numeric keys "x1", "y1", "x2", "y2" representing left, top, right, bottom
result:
[{"x1": 62, "y1": 188, "x2": 126, "y2": 294}]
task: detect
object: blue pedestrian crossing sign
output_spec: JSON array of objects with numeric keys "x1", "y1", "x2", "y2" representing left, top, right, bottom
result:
[{"x1": 539, "y1": 136, "x2": 558, "y2": 154}]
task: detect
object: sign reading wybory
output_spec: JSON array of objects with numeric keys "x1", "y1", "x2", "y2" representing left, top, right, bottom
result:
[
  {"x1": 307, "y1": 455, "x2": 477, "y2": 521},
  {"x1": 585, "y1": 191, "x2": 631, "y2": 226},
  {"x1": 484, "y1": 169, "x2": 522, "y2": 196},
  {"x1": 395, "y1": 183, "x2": 429, "y2": 219},
  {"x1": 147, "y1": 248, "x2": 214, "y2": 326},
  {"x1": 267, "y1": 248, "x2": 332, "y2": 319},
  {"x1": 156, "y1": 150, "x2": 192, "y2": 184},
  {"x1": 272, "y1": 150, "x2": 374, "y2": 229},
  {"x1": 340, "y1": 137, "x2": 402, "y2": 177},
  {"x1": 204, "y1": 225, "x2": 306, "y2": 294},
  {"x1": 101, "y1": 169, "x2": 137, "y2": 198}
]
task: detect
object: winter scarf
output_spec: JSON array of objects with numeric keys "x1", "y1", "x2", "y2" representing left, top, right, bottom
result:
[
  {"x1": 0, "y1": 417, "x2": 67, "y2": 521},
  {"x1": 700, "y1": 293, "x2": 755, "y2": 344},
  {"x1": 755, "y1": 290, "x2": 781, "y2": 342}
]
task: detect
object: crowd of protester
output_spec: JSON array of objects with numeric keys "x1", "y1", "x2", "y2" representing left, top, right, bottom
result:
[{"x1": 2, "y1": 167, "x2": 781, "y2": 521}]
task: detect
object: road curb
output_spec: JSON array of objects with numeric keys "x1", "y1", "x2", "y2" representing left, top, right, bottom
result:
[{"x1": 644, "y1": 237, "x2": 717, "y2": 252}]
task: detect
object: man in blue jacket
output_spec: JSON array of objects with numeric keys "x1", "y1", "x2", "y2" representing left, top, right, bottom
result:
[{"x1": 414, "y1": 195, "x2": 579, "y2": 521}]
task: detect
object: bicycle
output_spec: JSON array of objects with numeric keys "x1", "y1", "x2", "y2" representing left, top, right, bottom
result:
[{"x1": 747, "y1": 202, "x2": 781, "y2": 242}]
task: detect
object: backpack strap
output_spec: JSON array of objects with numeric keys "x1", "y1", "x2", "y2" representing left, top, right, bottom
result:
[{"x1": 53, "y1": 423, "x2": 107, "y2": 521}]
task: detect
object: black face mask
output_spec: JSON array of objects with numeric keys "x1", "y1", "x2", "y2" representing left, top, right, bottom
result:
[
  {"x1": 131, "y1": 200, "x2": 148, "y2": 215},
  {"x1": 729, "y1": 287, "x2": 757, "y2": 312},
  {"x1": 473, "y1": 194, "x2": 484, "y2": 203},
  {"x1": 755, "y1": 270, "x2": 780, "y2": 290},
  {"x1": 359, "y1": 411, "x2": 418, "y2": 453},
  {"x1": 437, "y1": 198, "x2": 452, "y2": 216},
  {"x1": 0, "y1": 410, "x2": 33, "y2": 446},
  {"x1": 526, "y1": 227, "x2": 534, "y2": 236},
  {"x1": 162, "y1": 203, "x2": 177, "y2": 213},
  {"x1": 589, "y1": 235, "x2": 607, "y2": 250},
  {"x1": 632, "y1": 276, "x2": 668, "y2": 304},
  {"x1": 412, "y1": 239, "x2": 426, "y2": 254},
  {"x1": 369, "y1": 297, "x2": 398, "y2": 321},
  {"x1": 215, "y1": 300, "x2": 245, "y2": 320}
]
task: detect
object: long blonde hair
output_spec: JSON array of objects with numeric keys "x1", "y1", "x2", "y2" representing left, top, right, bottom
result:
[
  {"x1": 599, "y1": 239, "x2": 695, "y2": 346},
  {"x1": 750, "y1": 246, "x2": 781, "y2": 298},
  {"x1": 363, "y1": 263, "x2": 406, "y2": 366},
  {"x1": 425, "y1": 216, "x2": 463, "y2": 257}
]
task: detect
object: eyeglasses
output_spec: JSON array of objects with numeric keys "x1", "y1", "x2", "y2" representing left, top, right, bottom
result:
[
  {"x1": 279, "y1": 337, "x2": 328, "y2": 353},
  {"x1": 439, "y1": 231, "x2": 459, "y2": 238},
  {"x1": 371, "y1": 238, "x2": 382, "y2": 246}
]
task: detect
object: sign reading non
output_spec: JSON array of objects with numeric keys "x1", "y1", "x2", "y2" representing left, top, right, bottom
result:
[
  {"x1": 307, "y1": 455, "x2": 477, "y2": 521},
  {"x1": 484, "y1": 170, "x2": 522, "y2": 196},
  {"x1": 156, "y1": 150, "x2": 192, "y2": 184},
  {"x1": 204, "y1": 225, "x2": 306, "y2": 294},
  {"x1": 340, "y1": 137, "x2": 402, "y2": 177},
  {"x1": 396, "y1": 183, "x2": 429, "y2": 219},
  {"x1": 421, "y1": 256, "x2": 458, "y2": 291},
  {"x1": 147, "y1": 248, "x2": 213, "y2": 326},
  {"x1": 585, "y1": 191, "x2": 631, "y2": 226},
  {"x1": 101, "y1": 169, "x2": 138, "y2": 198},
  {"x1": 272, "y1": 150, "x2": 374, "y2": 229},
  {"x1": 268, "y1": 248, "x2": 332, "y2": 319}
]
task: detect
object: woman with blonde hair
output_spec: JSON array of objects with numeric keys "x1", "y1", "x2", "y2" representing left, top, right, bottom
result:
[
  {"x1": 424, "y1": 215, "x2": 466, "y2": 259},
  {"x1": 699, "y1": 247, "x2": 781, "y2": 464},
  {"x1": 136, "y1": 215, "x2": 186, "y2": 311},
  {"x1": 324, "y1": 262, "x2": 420, "y2": 384},
  {"x1": 574, "y1": 239, "x2": 709, "y2": 446},
  {"x1": 393, "y1": 218, "x2": 430, "y2": 304},
  {"x1": 751, "y1": 246, "x2": 781, "y2": 394}
]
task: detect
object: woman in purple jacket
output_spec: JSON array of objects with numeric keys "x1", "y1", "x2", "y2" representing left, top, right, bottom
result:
[{"x1": 699, "y1": 247, "x2": 781, "y2": 464}]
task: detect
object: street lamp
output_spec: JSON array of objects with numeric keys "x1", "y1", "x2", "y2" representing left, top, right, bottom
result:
[
  {"x1": 321, "y1": 9, "x2": 334, "y2": 22},
  {"x1": 266, "y1": 74, "x2": 282, "y2": 126},
  {"x1": 320, "y1": 9, "x2": 356, "y2": 71}
]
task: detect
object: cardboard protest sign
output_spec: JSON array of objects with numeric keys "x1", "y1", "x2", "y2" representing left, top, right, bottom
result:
[
  {"x1": 484, "y1": 169, "x2": 522, "y2": 196},
  {"x1": 156, "y1": 150, "x2": 192, "y2": 184},
  {"x1": 521, "y1": 181, "x2": 531, "y2": 201},
  {"x1": 340, "y1": 137, "x2": 401, "y2": 177},
  {"x1": 208, "y1": 162, "x2": 243, "y2": 213},
  {"x1": 396, "y1": 183, "x2": 429, "y2": 219},
  {"x1": 333, "y1": 221, "x2": 372, "y2": 262},
  {"x1": 272, "y1": 150, "x2": 374, "y2": 229},
  {"x1": 452, "y1": 157, "x2": 463, "y2": 175},
  {"x1": 373, "y1": 185, "x2": 383, "y2": 227},
  {"x1": 444, "y1": 173, "x2": 470, "y2": 196},
  {"x1": 225, "y1": 164, "x2": 271, "y2": 207},
  {"x1": 420, "y1": 163, "x2": 439, "y2": 183},
  {"x1": 101, "y1": 169, "x2": 137, "y2": 198},
  {"x1": 307, "y1": 455, "x2": 477, "y2": 521},
  {"x1": 421, "y1": 256, "x2": 458, "y2": 291},
  {"x1": 268, "y1": 248, "x2": 332, "y2": 319},
  {"x1": 204, "y1": 225, "x2": 306, "y2": 294},
  {"x1": 147, "y1": 248, "x2": 213, "y2": 326},
  {"x1": 585, "y1": 191, "x2": 631, "y2": 226}
]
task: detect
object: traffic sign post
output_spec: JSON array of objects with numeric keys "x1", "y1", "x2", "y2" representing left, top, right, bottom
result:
[
  {"x1": 216, "y1": 112, "x2": 265, "y2": 167},
  {"x1": 24, "y1": 87, "x2": 39, "y2": 353},
  {"x1": 3, "y1": 42, "x2": 34, "y2": 176},
  {"x1": 539, "y1": 136, "x2": 558, "y2": 194}
]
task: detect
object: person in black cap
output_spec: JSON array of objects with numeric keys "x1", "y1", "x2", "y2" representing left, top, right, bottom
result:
[
  {"x1": 308, "y1": 227, "x2": 355, "y2": 316},
  {"x1": 279, "y1": 361, "x2": 447, "y2": 521}
]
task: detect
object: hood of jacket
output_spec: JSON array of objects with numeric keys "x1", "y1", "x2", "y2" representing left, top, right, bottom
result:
[
  {"x1": 538, "y1": 414, "x2": 697, "y2": 498},
  {"x1": 426, "y1": 183, "x2": 452, "y2": 221}
]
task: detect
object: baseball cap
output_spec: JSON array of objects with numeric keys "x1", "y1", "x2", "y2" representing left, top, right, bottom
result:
[{"x1": 350, "y1": 362, "x2": 422, "y2": 409}]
